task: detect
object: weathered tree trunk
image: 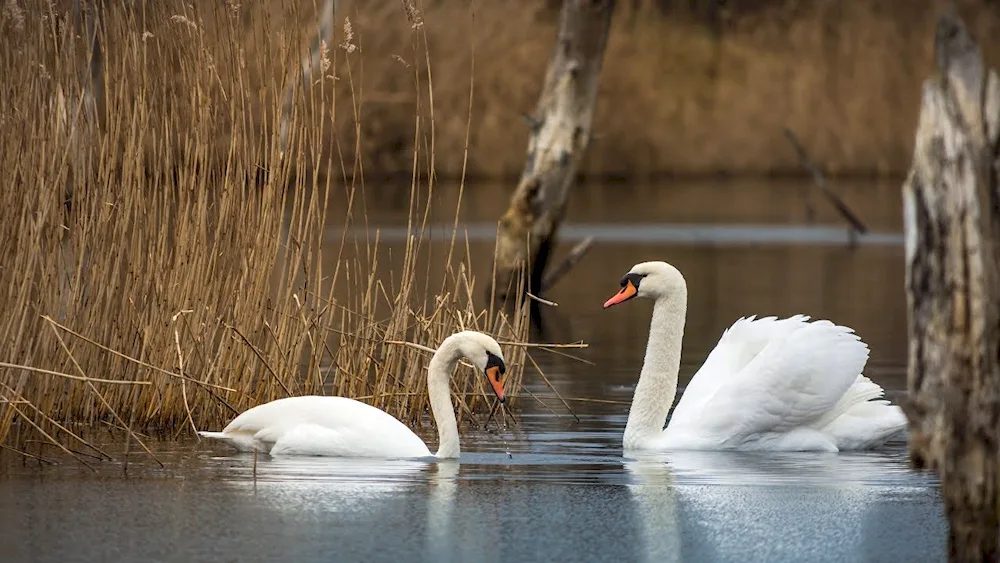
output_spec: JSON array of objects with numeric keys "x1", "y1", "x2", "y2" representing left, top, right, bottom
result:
[
  {"x1": 491, "y1": 0, "x2": 615, "y2": 308},
  {"x1": 278, "y1": 0, "x2": 338, "y2": 156},
  {"x1": 902, "y1": 12, "x2": 1000, "y2": 562}
]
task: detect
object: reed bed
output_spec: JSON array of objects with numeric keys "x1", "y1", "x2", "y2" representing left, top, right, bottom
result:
[{"x1": 0, "y1": 0, "x2": 548, "y2": 465}]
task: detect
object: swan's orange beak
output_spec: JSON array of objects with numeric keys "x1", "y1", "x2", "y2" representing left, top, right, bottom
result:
[
  {"x1": 604, "y1": 279, "x2": 638, "y2": 308},
  {"x1": 486, "y1": 366, "x2": 506, "y2": 403}
]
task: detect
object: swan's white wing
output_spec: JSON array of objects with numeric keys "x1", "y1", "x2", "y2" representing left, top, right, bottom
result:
[
  {"x1": 217, "y1": 396, "x2": 432, "y2": 458},
  {"x1": 669, "y1": 315, "x2": 813, "y2": 425},
  {"x1": 267, "y1": 422, "x2": 431, "y2": 457},
  {"x1": 674, "y1": 320, "x2": 869, "y2": 447},
  {"x1": 817, "y1": 376, "x2": 908, "y2": 449}
]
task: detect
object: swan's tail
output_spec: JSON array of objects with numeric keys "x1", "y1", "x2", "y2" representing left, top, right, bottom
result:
[{"x1": 817, "y1": 375, "x2": 907, "y2": 450}]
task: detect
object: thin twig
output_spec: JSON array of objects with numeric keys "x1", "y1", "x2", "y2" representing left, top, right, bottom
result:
[
  {"x1": 1, "y1": 397, "x2": 95, "y2": 471},
  {"x1": 178, "y1": 316, "x2": 240, "y2": 416},
  {"x1": 484, "y1": 398, "x2": 501, "y2": 430},
  {"x1": 0, "y1": 362, "x2": 152, "y2": 385},
  {"x1": 45, "y1": 320, "x2": 163, "y2": 468},
  {"x1": 172, "y1": 310, "x2": 199, "y2": 437},
  {"x1": 226, "y1": 324, "x2": 292, "y2": 397},
  {"x1": 521, "y1": 385, "x2": 572, "y2": 419},
  {"x1": 0, "y1": 381, "x2": 112, "y2": 460},
  {"x1": 525, "y1": 352, "x2": 580, "y2": 423},
  {"x1": 525, "y1": 292, "x2": 558, "y2": 307},
  {"x1": 496, "y1": 341, "x2": 589, "y2": 349},
  {"x1": 538, "y1": 346, "x2": 596, "y2": 366},
  {"x1": 500, "y1": 402, "x2": 517, "y2": 427},
  {"x1": 563, "y1": 397, "x2": 630, "y2": 405},
  {"x1": 42, "y1": 316, "x2": 236, "y2": 392},
  {"x1": 0, "y1": 443, "x2": 58, "y2": 466}
]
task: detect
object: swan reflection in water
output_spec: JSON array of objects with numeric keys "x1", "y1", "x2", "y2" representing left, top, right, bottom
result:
[
  {"x1": 219, "y1": 455, "x2": 428, "y2": 508},
  {"x1": 623, "y1": 449, "x2": 944, "y2": 563},
  {"x1": 211, "y1": 454, "x2": 463, "y2": 559}
]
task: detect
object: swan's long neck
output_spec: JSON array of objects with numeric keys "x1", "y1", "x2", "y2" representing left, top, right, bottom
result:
[
  {"x1": 624, "y1": 288, "x2": 687, "y2": 449},
  {"x1": 427, "y1": 339, "x2": 463, "y2": 459}
]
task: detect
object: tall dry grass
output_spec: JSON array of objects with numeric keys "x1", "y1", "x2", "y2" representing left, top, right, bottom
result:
[{"x1": 0, "y1": 0, "x2": 541, "y2": 466}]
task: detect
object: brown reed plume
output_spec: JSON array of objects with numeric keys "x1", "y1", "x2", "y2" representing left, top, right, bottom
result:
[{"x1": 0, "y1": 0, "x2": 562, "y2": 466}]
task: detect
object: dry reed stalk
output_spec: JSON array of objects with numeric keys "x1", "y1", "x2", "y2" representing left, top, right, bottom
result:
[{"x1": 0, "y1": 1, "x2": 572, "y2": 464}]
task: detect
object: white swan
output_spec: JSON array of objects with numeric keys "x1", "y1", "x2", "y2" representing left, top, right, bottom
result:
[
  {"x1": 603, "y1": 261, "x2": 907, "y2": 452},
  {"x1": 198, "y1": 331, "x2": 507, "y2": 459}
]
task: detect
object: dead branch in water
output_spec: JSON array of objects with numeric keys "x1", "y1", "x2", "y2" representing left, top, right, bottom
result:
[
  {"x1": 782, "y1": 127, "x2": 869, "y2": 236},
  {"x1": 492, "y1": 0, "x2": 615, "y2": 308},
  {"x1": 901, "y1": 11, "x2": 1000, "y2": 561},
  {"x1": 541, "y1": 235, "x2": 595, "y2": 293}
]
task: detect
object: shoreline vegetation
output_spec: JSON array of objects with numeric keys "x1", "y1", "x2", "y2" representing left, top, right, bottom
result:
[
  {"x1": 16, "y1": 0, "x2": 995, "y2": 181},
  {"x1": 0, "y1": 0, "x2": 596, "y2": 467},
  {"x1": 2, "y1": 0, "x2": 996, "y2": 465}
]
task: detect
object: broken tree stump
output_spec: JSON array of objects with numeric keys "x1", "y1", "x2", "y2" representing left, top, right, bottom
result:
[
  {"x1": 491, "y1": 0, "x2": 615, "y2": 308},
  {"x1": 902, "y1": 11, "x2": 1000, "y2": 562}
]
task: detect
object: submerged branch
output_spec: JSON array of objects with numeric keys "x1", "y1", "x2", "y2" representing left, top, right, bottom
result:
[{"x1": 783, "y1": 127, "x2": 869, "y2": 235}]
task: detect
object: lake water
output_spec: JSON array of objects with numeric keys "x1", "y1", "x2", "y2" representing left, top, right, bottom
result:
[{"x1": 0, "y1": 178, "x2": 945, "y2": 562}]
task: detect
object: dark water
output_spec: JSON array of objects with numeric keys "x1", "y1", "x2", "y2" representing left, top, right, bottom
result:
[{"x1": 0, "y1": 179, "x2": 945, "y2": 562}]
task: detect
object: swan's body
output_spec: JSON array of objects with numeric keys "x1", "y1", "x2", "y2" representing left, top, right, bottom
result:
[
  {"x1": 198, "y1": 331, "x2": 507, "y2": 459},
  {"x1": 604, "y1": 261, "x2": 907, "y2": 453}
]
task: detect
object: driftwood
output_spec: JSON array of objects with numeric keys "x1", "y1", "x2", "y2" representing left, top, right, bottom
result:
[
  {"x1": 901, "y1": 12, "x2": 1000, "y2": 562},
  {"x1": 491, "y1": 0, "x2": 615, "y2": 307}
]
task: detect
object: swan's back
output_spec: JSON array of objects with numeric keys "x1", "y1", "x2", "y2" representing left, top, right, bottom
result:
[
  {"x1": 667, "y1": 316, "x2": 884, "y2": 449},
  {"x1": 670, "y1": 315, "x2": 816, "y2": 423},
  {"x1": 205, "y1": 395, "x2": 432, "y2": 458}
]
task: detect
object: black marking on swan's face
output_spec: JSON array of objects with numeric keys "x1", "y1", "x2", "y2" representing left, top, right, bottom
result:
[
  {"x1": 604, "y1": 271, "x2": 649, "y2": 309},
  {"x1": 485, "y1": 351, "x2": 506, "y2": 382},
  {"x1": 484, "y1": 350, "x2": 507, "y2": 403},
  {"x1": 620, "y1": 272, "x2": 648, "y2": 290}
]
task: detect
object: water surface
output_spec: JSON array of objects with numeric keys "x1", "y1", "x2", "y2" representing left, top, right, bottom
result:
[
  {"x1": 0, "y1": 179, "x2": 944, "y2": 562},
  {"x1": 0, "y1": 411, "x2": 942, "y2": 563}
]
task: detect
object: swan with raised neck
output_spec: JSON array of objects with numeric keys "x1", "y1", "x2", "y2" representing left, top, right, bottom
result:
[
  {"x1": 603, "y1": 260, "x2": 908, "y2": 452},
  {"x1": 604, "y1": 261, "x2": 688, "y2": 449}
]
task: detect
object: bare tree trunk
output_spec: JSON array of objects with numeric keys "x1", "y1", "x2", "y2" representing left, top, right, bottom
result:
[
  {"x1": 278, "y1": 0, "x2": 338, "y2": 157},
  {"x1": 491, "y1": 0, "x2": 615, "y2": 308},
  {"x1": 902, "y1": 11, "x2": 1000, "y2": 562},
  {"x1": 72, "y1": 0, "x2": 103, "y2": 132}
]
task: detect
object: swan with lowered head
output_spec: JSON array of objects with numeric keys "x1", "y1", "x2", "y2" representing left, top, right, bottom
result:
[
  {"x1": 603, "y1": 261, "x2": 907, "y2": 453},
  {"x1": 198, "y1": 330, "x2": 507, "y2": 459}
]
